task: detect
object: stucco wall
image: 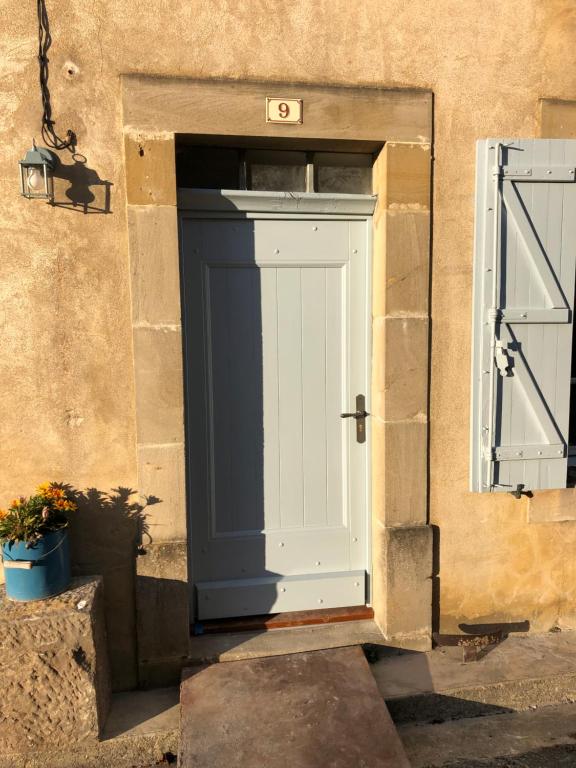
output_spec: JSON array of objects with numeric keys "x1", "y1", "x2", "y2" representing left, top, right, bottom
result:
[{"x1": 2, "y1": 0, "x2": 576, "y2": 681}]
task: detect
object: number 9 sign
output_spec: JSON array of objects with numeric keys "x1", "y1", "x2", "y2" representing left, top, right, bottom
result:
[{"x1": 266, "y1": 97, "x2": 303, "y2": 124}]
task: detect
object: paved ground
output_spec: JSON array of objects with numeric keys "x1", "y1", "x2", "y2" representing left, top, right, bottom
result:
[
  {"x1": 138, "y1": 734, "x2": 576, "y2": 767},
  {"x1": 430, "y1": 746, "x2": 576, "y2": 767},
  {"x1": 139, "y1": 744, "x2": 576, "y2": 767},
  {"x1": 398, "y1": 701, "x2": 576, "y2": 767}
]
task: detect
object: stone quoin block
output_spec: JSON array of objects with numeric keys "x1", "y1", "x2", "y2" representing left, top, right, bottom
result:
[
  {"x1": 372, "y1": 419, "x2": 428, "y2": 528},
  {"x1": 382, "y1": 525, "x2": 433, "y2": 644},
  {"x1": 382, "y1": 142, "x2": 432, "y2": 209},
  {"x1": 133, "y1": 326, "x2": 185, "y2": 445},
  {"x1": 137, "y1": 442, "x2": 187, "y2": 542},
  {"x1": 127, "y1": 205, "x2": 182, "y2": 326},
  {"x1": 136, "y1": 540, "x2": 189, "y2": 687},
  {"x1": 124, "y1": 134, "x2": 177, "y2": 206},
  {"x1": 372, "y1": 315, "x2": 429, "y2": 422},
  {"x1": 377, "y1": 210, "x2": 430, "y2": 317}
]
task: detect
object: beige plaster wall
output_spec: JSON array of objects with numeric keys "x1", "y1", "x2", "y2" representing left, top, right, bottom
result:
[{"x1": 2, "y1": 0, "x2": 576, "y2": 673}]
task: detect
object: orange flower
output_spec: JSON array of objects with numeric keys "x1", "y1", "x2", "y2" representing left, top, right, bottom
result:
[
  {"x1": 53, "y1": 497, "x2": 76, "y2": 511},
  {"x1": 10, "y1": 498, "x2": 23, "y2": 508},
  {"x1": 0, "y1": 509, "x2": 7, "y2": 520}
]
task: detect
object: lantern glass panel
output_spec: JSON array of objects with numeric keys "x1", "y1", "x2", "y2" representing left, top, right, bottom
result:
[{"x1": 19, "y1": 146, "x2": 55, "y2": 201}]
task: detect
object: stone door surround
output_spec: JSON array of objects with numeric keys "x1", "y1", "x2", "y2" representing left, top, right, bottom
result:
[{"x1": 121, "y1": 75, "x2": 433, "y2": 685}]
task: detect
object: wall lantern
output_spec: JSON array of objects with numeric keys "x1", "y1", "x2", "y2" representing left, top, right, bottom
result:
[{"x1": 19, "y1": 141, "x2": 55, "y2": 201}]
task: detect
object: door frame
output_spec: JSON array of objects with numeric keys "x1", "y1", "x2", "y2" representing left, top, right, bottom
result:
[
  {"x1": 179, "y1": 189, "x2": 376, "y2": 618},
  {"x1": 121, "y1": 75, "x2": 433, "y2": 686}
]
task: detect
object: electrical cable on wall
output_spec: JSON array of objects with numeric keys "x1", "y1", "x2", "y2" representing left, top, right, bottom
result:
[{"x1": 37, "y1": 0, "x2": 76, "y2": 151}]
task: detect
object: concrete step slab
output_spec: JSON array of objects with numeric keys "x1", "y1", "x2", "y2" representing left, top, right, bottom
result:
[
  {"x1": 188, "y1": 618, "x2": 390, "y2": 663},
  {"x1": 178, "y1": 646, "x2": 410, "y2": 768},
  {"x1": 370, "y1": 631, "x2": 576, "y2": 724}
]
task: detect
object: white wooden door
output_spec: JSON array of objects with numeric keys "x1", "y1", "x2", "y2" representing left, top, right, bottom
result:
[{"x1": 180, "y1": 192, "x2": 373, "y2": 619}]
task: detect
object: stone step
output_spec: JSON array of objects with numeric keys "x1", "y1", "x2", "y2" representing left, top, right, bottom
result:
[
  {"x1": 369, "y1": 631, "x2": 576, "y2": 725},
  {"x1": 187, "y1": 618, "x2": 388, "y2": 664},
  {"x1": 398, "y1": 701, "x2": 576, "y2": 767},
  {"x1": 178, "y1": 646, "x2": 410, "y2": 768}
]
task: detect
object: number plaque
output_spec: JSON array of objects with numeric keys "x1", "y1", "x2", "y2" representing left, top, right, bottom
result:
[{"x1": 266, "y1": 97, "x2": 303, "y2": 124}]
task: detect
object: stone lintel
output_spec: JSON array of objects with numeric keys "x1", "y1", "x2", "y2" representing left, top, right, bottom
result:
[{"x1": 122, "y1": 76, "x2": 432, "y2": 145}]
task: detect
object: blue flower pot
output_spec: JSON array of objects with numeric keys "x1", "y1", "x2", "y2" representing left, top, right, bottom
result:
[{"x1": 2, "y1": 529, "x2": 71, "y2": 601}]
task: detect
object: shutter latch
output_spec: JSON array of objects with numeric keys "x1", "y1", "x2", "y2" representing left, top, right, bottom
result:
[
  {"x1": 511, "y1": 483, "x2": 529, "y2": 500},
  {"x1": 494, "y1": 341, "x2": 513, "y2": 376}
]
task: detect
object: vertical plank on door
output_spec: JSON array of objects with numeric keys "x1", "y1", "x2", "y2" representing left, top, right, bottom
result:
[
  {"x1": 210, "y1": 266, "x2": 263, "y2": 533},
  {"x1": 326, "y1": 265, "x2": 345, "y2": 527},
  {"x1": 277, "y1": 267, "x2": 304, "y2": 529},
  {"x1": 261, "y1": 266, "x2": 281, "y2": 531},
  {"x1": 302, "y1": 267, "x2": 328, "y2": 527},
  {"x1": 207, "y1": 266, "x2": 233, "y2": 535}
]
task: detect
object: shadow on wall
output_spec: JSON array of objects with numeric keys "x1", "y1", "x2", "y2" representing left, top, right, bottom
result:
[
  {"x1": 65, "y1": 486, "x2": 160, "y2": 691},
  {"x1": 51, "y1": 154, "x2": 113, "y2": 215},
  {"x1": 431, "y1": 525, "x2": 532, "y2": 661}
]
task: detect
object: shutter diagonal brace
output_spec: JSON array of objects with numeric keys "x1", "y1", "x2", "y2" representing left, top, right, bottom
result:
[
  {"x1": 498, "y1": 324, "x2": 564, "y2": 447},
  {"x1": 502, "y1": 181, "x2": 568, "y2": 312}
]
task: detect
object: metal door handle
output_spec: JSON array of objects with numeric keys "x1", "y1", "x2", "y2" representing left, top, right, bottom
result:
[
  {"x1": 341, "y1": 410, "x2": 369, "y2": 419},
  {"x1": 341, "y1": 395, "x2": 369, "y2": 443}
]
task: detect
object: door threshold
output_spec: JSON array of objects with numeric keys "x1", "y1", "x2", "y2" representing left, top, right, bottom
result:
[{"x1": 193, "y1": 605, "x2": 374, "y2": 636}]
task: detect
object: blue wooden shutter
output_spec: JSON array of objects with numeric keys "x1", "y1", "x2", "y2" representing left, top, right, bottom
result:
[{"x1": 471, "y1": 139, "x2": 576, "y2": 493}]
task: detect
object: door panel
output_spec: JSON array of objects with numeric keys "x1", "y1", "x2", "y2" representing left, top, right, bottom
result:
[{"x1": 181, "y1": 214, "x2": 370, "y2": 619}]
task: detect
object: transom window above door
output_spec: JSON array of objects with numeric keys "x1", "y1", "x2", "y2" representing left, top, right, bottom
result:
[{"x1": 176, "y1": 145, "x2": 374, "y2": 194}]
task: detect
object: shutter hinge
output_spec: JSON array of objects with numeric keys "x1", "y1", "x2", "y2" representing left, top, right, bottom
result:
[
  {"x1": 485, "y1": 443, "x2": 566, "y2": 461},
  {"x1": 494, "y1": 165, "x2": 576, "y2": 182}
]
